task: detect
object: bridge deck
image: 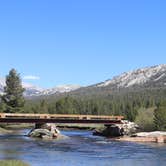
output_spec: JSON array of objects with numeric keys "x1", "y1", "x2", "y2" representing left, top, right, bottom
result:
[{"x1": 0, "y1": 113, "x2": 124, "y2": 124}]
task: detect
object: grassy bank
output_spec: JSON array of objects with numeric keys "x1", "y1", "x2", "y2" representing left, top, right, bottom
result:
[
  {"x1": 0, "y1": 123, "x2": 34, "y2": 134},
  {"x1": 0, "y1": 160, "x2": 29, "y2": 166},
  {"x1": 3, "y1": 123, "x2": 34, "y2": 130},
  {"x1": 0, "y1": 125, "x2": 12, "y2": 134}
]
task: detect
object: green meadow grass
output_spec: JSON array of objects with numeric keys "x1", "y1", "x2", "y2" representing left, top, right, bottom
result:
[{"x1": 0, "y1": 160, "x2": 30, "y2": 166}]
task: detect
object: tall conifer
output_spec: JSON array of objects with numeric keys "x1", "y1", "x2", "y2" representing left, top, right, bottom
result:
[{"x1": 1, "y1": 69, "x2": 25, "y2": 113}]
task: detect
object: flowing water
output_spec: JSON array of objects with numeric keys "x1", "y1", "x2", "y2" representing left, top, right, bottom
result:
[{"x1": 0, "y1": 129, "x2": 166, "y2": 166}]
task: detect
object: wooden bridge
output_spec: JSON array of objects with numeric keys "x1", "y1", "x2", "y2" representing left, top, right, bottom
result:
[{"x1": 0, "y1": 113, "x2": 124, "y2": 124}]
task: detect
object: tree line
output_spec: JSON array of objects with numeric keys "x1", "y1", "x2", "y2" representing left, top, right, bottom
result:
[{"x1": 0, "y1": 69, "x2": 166, "y2": 131}]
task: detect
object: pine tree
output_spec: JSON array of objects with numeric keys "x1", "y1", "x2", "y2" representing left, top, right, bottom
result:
[
  {"x1": 0, "y1": 95, "x2": 6, "y2": 112},
  {"x1": 154, "y1": 106, "x2": 166, "y2": 131},
  {"x1": 1, "y1": 69, "x2": 25, "y2": 113},
  {"x1": 39, "y1": 100, "x2": 48, "y2": 113}
]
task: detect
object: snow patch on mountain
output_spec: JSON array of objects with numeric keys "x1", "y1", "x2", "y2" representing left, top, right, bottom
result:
[
  {"x1": 0, "y1": 78, "x2": 81, "y2": 97},
  {"x1": 1, "y1": 64, "x2": 166, "y2": 97},
  {"x1": 97, "y1": 64, "x2": 166, "y2": 88},
  {"x1": 22, "y1": 82, "x2": 44, "y2": 96},
  {"x1": 41, "y1": 85, "x2": 81, "y2": 95},
  {"x1": 154, "y1": 73, "x2": 166, "y2": 81}
]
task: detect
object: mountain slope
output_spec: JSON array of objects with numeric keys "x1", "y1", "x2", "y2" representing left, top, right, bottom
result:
[
  {"x1": 96, "y1": 64, "x2": 166, "y2": 89},
  {"x1": 1, "y1": 64, "x2": 166, "y2": 97},
  {"x1": 41, "y1": 85, "x2": 81, "y2": 96},
  {"x1": 65, "y1": 64, "x2": 166, "y2": 98}
]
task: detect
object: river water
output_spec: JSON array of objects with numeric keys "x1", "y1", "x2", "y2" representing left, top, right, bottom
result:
[{"x1": 0, "y1": 129, "x2": 166, "y2": 166}]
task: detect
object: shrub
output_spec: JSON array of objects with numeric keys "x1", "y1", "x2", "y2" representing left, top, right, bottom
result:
[
  {"x1": 154, "y1": 106, "x2": 166, "y2": 131},
  {"x1": 135, "y1": 108, "x2": 155, "y2": 131}
]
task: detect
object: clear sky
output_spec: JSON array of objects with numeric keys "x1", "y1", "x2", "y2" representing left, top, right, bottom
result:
[{"x1": 0, "y1": 0, "x2": 166, "y2": 88}]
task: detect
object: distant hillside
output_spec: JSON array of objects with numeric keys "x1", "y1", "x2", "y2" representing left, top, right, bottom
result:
[
  {"x1": 2, "y1": 64, "x2": 166, "y2": 99},
  {"x1": 97, "y1": 64, "x2": 166, "y2": 88},
  {"x1": 0, "y1": 79, "x2": 43, "y2": 96},
  {"x1": 67, "y1": 64, "x2": 166, "y2": 97},
  {"x1": 26, "y1": 64, "x2": 166, "y2": 109},
  {"x1": 23, "y1": 64, "x2": 166, "y2": 129},
  {"x1": 0, "y1": 78, "x2": 81, "y2": 97}
]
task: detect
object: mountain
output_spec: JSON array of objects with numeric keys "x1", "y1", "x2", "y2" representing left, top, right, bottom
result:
[
  {"x1": 1, "y1": 64, "x2": 166, "y2": 97},
  {"x1": 26, "y1": 84, "x2": 81, "y2": 97},
  {"x1": 0, "y1": 78, "x2": 81, "y2": 97},
  {"x1": 41, "y1": 85, "x2": 81, "y2": 96},
  {"x1": 95, "y1": 64, "x2": 166, "y2": 89},
  {"x1": 23, "y1": 83, "x2": 44, "y2": 96},
  {"x1": 65, "y1": 64, "x2": 166, "y2": 98},
  {"x1": 0, "y1": 79, "x2": 43, "y2": 96}
]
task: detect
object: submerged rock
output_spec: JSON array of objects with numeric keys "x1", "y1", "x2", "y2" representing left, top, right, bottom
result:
[{"x1": 28, "y1": 123, "x2": 63, "y2": 139}]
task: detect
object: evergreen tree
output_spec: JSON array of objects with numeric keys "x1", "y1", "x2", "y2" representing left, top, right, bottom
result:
[
  {"x1": 1, "y1": 69, "x2": 25, "y2": 113},
  {"x1": 0, "y1": 95, "x2": 6, "y2": 112},
  {"x1": 39, "y1": 100, "x2": 48, "y2": 113},
  {"x1": 154, "y1": 106, "x2": 166, "y2": 131}
]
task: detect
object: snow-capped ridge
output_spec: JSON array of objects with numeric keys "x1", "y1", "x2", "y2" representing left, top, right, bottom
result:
[
  {"x1": 41, "y1": 85, "x2": 81, "y2": 95},
  {"x1": 0, "y1": 78, "x2": 81, "y2": 96},
  {"x1": 1, "y1": 64, "x2": 166, "y2": 97},
  {"x1": 97, "y1": 64, "x2": 166, "y2": 88}
]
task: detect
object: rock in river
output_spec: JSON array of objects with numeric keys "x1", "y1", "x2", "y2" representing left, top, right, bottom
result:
[
  {"x1": 28, "y1": 123, "x2": 63, "y2": 139},
  {"x1": 93, "y1": 120, "x2": 139, "y2": 137}
]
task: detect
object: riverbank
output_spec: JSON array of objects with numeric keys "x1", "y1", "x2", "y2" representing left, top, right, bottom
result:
[
  {"x1": 0, "y1": 160, "x2": 29, "y2": 166},
  {"x1": 2, "y1": 123, "x2": 34, "y2": 130},
  {"x1": 0, "y1": 127, "x2": 12, "y2": 134},
  {"x1": 112, "y1": 131, "x2": 166, "y2": 143},
  {"x1": 0, "y1": 123, "x2": 34, "y2": 134}
]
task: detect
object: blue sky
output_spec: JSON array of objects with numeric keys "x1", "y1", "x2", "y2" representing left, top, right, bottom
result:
[{"x1": 0, "y1": 0, "x2": 166, "y2": 88}]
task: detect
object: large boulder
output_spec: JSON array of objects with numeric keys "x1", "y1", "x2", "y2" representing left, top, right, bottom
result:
[
  {"x1": 93, "y1": 120, "x2": 139, "y2": 137},
  {"x1": 119, "y1": 120, "x2": 139, "y2": 135},
  {"x1": 28, "y1": 123, "x2": 63, "y2": 139},
  {"x1": 93, "y1": 125, "x2": 124, "y2": 137}
]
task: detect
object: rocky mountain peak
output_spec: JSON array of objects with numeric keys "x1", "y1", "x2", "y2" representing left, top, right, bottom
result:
[
  {"x1": 1, "y1": 64, "x2": 166, "y2": 97},
  {"x1": 97, "y1": 64, "x2": 166, "y2": 88}
]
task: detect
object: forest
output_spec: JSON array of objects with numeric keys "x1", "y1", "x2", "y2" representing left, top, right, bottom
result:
[
  {"x1": 23, "y1": 88, "x2": 166, "y2": 131},
  {"x1": 1, "y1": 69, "x2": 166, "y2": 131}
]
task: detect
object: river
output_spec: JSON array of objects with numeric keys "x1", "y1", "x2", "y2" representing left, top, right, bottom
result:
[{"x1": 0, "y1": 129, "x2": 166, "y2": 166}]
